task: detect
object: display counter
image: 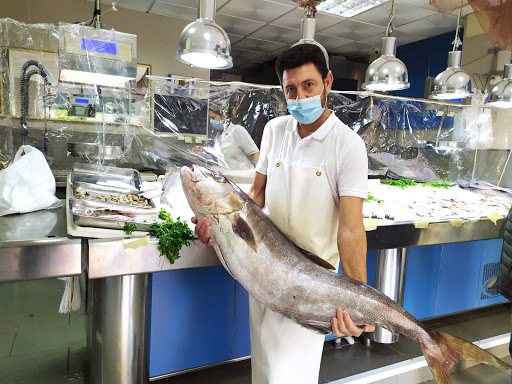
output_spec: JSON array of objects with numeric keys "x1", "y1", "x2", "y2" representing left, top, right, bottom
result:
[{"x1": 0, "y1": 203, "x2": 508, "y2": 383}]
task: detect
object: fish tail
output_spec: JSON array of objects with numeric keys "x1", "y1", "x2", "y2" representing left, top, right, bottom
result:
[{"x1": 419, "y1": 328, "x2": 511, "y2": 384}]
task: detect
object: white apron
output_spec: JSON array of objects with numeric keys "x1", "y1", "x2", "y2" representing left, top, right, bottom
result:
[{"x1": 249, "y1": 121, "x2": 340, "y2": 384}]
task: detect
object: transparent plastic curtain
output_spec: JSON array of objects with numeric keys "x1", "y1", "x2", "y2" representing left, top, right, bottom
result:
[{"x1": 1, "y1": 18, "x2": 511, "y2": 188}]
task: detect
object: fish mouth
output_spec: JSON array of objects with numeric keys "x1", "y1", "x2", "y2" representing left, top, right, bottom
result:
[{"x1": 181, "y1": 165, "x2": 206, "y2": 183}]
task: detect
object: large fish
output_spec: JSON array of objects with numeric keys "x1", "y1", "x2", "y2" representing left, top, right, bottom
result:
[{"x1": 180, "y1": 164, "x2": 511, "y2": 384}]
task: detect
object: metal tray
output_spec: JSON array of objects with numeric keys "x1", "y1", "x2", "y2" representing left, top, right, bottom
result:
[
  {"x1": 72, "y1": 182, "x2": 155, "y2": 210},
  {"x1": 68, "y1": 142, "x2": 124, "y2": 161},
  {"x1": 70, "y1": 163, "x2": 142, "y2": 189},
  {"x1": 69, "y1": 199, "x2": 156, "y2": 231}
]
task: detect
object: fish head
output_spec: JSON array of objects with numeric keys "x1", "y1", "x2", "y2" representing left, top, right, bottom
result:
[{"x1": 180, "y1": 165, "x2": 245, "y2": 216}]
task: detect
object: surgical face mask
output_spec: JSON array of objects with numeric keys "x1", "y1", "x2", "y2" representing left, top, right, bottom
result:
[
  {"x1": 286, "y1": 84, "x2": 325, "y2": 125},
  {"x1": 210, "y1": 119, "x2": 224, "y2": 131}
]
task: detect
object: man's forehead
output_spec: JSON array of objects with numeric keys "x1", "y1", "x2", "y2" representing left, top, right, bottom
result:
[{"x1": 282, "y1": 63, "x2": 323, "y2": 85}]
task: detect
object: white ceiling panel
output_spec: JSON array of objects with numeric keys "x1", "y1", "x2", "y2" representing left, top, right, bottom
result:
[
  {"x1": 271, "y1": 8, "x2": 343, "y2": 29},
  {"x1": 219, "y1": 0, "x2": 295, "y2": 23},
  {"x1": 269, "y1": 44, "x2": 294, "y2": 56},
  {"x1": 156, "y1": 0, "x2": 231, "y2": 10},
  {"x1": 396, "y1": 0, "x2": 473, "y2": 16},
  {"x1": 352, "y1": 2, "x2": 437, "y2": 27},
  {"x1": 84, "y1": 0, "x2": 153, "y2": 12},
  {"x1": 315, "y1": 34, "x2": 354, "y2": 50},
  {"x1": 357, "y1": 30, "x2": 428, "y2": 47},
  {"x1": 150, "y1": 2, "x2": 197, "y2": 21},
  {"x1": 251, "y1": 53, "x2": 278, "y2": 63},
  {"x1": 396, "y1": 13, "x2": 459, "y2": 37},
  {"x1": 233, "y1": 37, "x2": 286, "y2": 53},
  {"x1": 329, "y1": 41, "x2": 374, "y2": 57},
  {"x1": 227, "y1": 33, "x2": 245, "y2": 45},
  {"x1": 230, "y1": 48, "x2": 266, "y2": 61},
  {"x1": 251, "y1": 24, "x2": 301, "y2": 44},
  {"x1": 318, "y1": 19, "x2": 386, "y2": 40},
  {"x1": 215, "y1": 13, "x2": 266, "y2": 35}
]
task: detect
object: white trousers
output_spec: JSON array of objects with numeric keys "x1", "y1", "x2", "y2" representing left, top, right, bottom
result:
[{"x1": 249, "y1": 295, "x2": 325, "y2": 384}]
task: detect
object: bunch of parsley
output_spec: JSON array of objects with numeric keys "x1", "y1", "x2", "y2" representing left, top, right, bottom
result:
[{"x1": 123, "y1": 209, "x2": 196, "y2": 264}]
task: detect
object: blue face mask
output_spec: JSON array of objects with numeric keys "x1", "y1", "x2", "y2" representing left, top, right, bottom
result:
[
  {"x1": 286, "y1": 85, "x2": 325, "y2": 125},
  {"x1": 210, "y1": 119, "x2": 224, "y2": 131}
]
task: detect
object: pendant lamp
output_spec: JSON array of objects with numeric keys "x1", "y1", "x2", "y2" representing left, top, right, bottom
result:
[
  {"x1": 486, "y1": 64, "x2": 512, "y2": 108},
  {"x1": 291, "y1": 6, "x2": 330, "y2": 69},
  {"x1": 176, "y1": 0, "x2": 233, "y2": 69},
  {"x1": 362, "y1": 0, "x2": 409, "y2": 91},
  {"x1": 429, "y1": 5, "x2": 470, "y2": 99}
]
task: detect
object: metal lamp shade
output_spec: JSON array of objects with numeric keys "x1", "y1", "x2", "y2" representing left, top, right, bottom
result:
[
  {"x1": 176, "y1": 0, "x2": 233, "y2": 69},
  {"x1": 362, "y1": 37, "x2": 409, "y2": 91},
  {"x1": 486, "y1": 64, "x2": 512, "y2": 108},
  {"x1": 429, "y1": 51, "x2": 471, "y2": 100}
]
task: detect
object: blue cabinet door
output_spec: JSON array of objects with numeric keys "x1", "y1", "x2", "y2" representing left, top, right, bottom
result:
[
  {"x1": 232, "y1": 281, "x2": 251, "y2": 358},
  {"x1": 149, "y1": 267, "x2": 235, "y2": 377},
  {"x1": 436, "y1": 241, "x2": 483, "y2": 316},
  {"x1": 403, "y1": 245, "x2": 442, "y2": 319}
]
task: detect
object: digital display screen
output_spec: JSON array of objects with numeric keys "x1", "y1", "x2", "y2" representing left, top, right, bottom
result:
[
  {"x1": 81, "y1": 38, "x2": 117, "y2": 55},
  {"x1": 75, "y1": 98, "x2": 90, "y2": 104}
]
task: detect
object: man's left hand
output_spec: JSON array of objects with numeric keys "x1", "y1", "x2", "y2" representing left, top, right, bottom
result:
[{"x1": 331, "y1": 308, "x2": 375, "y2": 337}]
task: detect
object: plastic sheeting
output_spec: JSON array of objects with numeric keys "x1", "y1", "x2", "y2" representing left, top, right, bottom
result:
[{"x1": 1, "y1": 18, "x2": 512, "y2": 189}]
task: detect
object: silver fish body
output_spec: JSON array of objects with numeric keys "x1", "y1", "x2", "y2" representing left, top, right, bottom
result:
[{"x1": 180, "y1": 165, "x2": 510, "y2": 384}]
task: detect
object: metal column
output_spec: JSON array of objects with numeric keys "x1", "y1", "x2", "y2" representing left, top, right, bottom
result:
[
  {"x1": 372, "y1": 247, "x2": 409, "y2": 343},
  {"x1": 87, "y1": 274, "x2": 150, "y2": 384}
]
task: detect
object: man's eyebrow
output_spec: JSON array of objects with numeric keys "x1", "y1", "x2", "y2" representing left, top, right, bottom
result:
[{"x1": 301, "y1": 78, "x2": 316, "y2": 85}]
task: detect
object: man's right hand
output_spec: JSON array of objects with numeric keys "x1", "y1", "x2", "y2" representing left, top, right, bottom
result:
[{"x1": 191, "y1": 217, "x2": 214, "y2": 247}]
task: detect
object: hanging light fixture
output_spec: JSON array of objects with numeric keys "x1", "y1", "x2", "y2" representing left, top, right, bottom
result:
[
  {"x1": 291, "y1": 6, "x2": 330, "y2": 69},
  {"x1": 362, "y1": 0, "x2": 409, "y2": 92},
  {"x1": 429, "y1": 5, "x2": 470, "y2": 99},
  {"x1": 486, "y1": 63, "x2": 512, "y2": 108},
  {"x1": 176, "y1": 0, "x2": 233, "y2": 70}
]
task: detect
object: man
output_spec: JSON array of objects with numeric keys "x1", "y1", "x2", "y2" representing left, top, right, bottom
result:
[
  {"x1": 193, "y1": 44, "x2": 374, "y2": 383},
  {"x1": 192, "y1": 105, "x2": 260, "y2": 170}
]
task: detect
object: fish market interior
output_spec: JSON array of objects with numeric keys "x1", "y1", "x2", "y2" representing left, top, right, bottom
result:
[{"x1": 1, "y1": 0, "x2": 512, "y2": 383}]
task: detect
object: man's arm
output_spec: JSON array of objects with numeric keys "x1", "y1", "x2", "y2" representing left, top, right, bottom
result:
[
  {"x1": 338, "y1": 196, "x2": 367, "y2": 283},
  {"x1": 331, "y1": 195, "x2": 375, "y2": 337},
  {"x1": 247, "y1": 171, "x2": 266, "y2": 209}
]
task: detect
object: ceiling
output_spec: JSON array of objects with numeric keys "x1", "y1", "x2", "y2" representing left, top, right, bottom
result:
[{"x1": 85, "y1": 0, "x2": 474, "y2": 70}]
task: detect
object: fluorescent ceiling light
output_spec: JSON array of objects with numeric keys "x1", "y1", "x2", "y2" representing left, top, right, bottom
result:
[{"x1": 317, "y1": 0, "x2": 389, "y2": 18}]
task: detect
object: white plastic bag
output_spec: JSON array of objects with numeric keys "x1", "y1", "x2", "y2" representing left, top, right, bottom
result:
[{"x1": 0, "y1": 145, "x2": 62, "y2": 216}]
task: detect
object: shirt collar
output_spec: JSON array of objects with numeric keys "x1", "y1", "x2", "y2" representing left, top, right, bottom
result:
[{"x1": 288, "y1": 111, "x2": 336, "y2": 140}]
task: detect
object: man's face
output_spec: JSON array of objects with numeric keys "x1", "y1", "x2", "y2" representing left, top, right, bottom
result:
[{"x1": 282, "y1": 63, "x2": 333, "y2": 106}]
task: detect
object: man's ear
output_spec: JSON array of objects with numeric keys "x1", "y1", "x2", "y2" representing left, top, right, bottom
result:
[{"x1": 325, "y1": 71, "x2": 334, "y2": 93}]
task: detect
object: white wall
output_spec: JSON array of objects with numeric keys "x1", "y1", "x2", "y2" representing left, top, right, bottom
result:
[{"x1": 0, "y1": 0, "x2": 210, "y2": 80}]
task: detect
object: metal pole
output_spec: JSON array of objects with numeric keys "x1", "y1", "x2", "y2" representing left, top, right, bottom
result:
[
  {"x1": 87, "y1": 274, "x2": 150, "y2": 384},
  {"x1": 94, "y1": 0, "x2": 101, "y2": 29},
  {"x1": 371, "y1": 247, "x2": 409, "y2": 343}
]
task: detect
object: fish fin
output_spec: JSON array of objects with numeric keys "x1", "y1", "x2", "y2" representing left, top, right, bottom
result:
[
  {"x1": 232, "y1": 213, "x2": 257, "y2": 252},
  {"x1": 299, "y1": 320, "x2": 332, "y2": 335},
  {"x1": 420, "y1": 328, "x2": 511, "y2": 384},
  {"x1": 299, "y1": 248, "x2": 336, "y2": 270}
]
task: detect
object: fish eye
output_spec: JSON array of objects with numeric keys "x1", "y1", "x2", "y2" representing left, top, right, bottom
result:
[{"x1": 213, "y1": 174, "x2": 225, "y2": 182}]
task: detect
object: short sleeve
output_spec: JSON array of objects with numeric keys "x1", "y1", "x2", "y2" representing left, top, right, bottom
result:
[
  {"x1": 235, "y1": 126, "x2": 259, "y2": 156},
  {"x1": 337, "y1": 136, "x2": 368, "y2": 199},
  {"x1": 255, "y1": 122, "x2": 272, "y2": 175}
]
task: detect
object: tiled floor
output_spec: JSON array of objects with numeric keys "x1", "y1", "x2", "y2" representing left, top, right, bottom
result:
[{"x1": 0, "y1": 278, "x2": 511, "y2": 384}]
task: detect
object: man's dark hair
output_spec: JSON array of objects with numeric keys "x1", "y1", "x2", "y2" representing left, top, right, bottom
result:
[{"x1": 275, "y1": 44, "x2": 329, "y2": 85}]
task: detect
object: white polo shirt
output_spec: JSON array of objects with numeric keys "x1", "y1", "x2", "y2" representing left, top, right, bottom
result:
[
  {"x1": 216, "y1": 123, "x2": 259, "y2": 170},
  {"x1": 255, "y1": 112, "x2": 368, "y2": 202}
]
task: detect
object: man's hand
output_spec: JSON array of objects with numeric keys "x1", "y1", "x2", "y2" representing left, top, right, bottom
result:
[
  {"x1": 191, "y1": 217, "x2": 214, "y2": 247},
  {"x1": 331, "y1": 308, "x2": 375, "y2": 337}
]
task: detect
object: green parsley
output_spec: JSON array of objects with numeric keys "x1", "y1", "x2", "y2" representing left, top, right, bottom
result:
[
  {"x1": 123, "y1": 209, "x2": 196, "y2": 265},
  {"x1": 383, "y1": 178, "x2": 455, "y2": 189},
  {"x1": 123, "y1": 222, "x2": 137, "y2": 235},
  {"x1": 365, "y1": 193, "x2": 384, "y2": 203}
]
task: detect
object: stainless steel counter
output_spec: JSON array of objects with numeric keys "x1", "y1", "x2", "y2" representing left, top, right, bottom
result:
[{"x1": 0, "y1": 202, "x2": 506, "y2": 282}]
